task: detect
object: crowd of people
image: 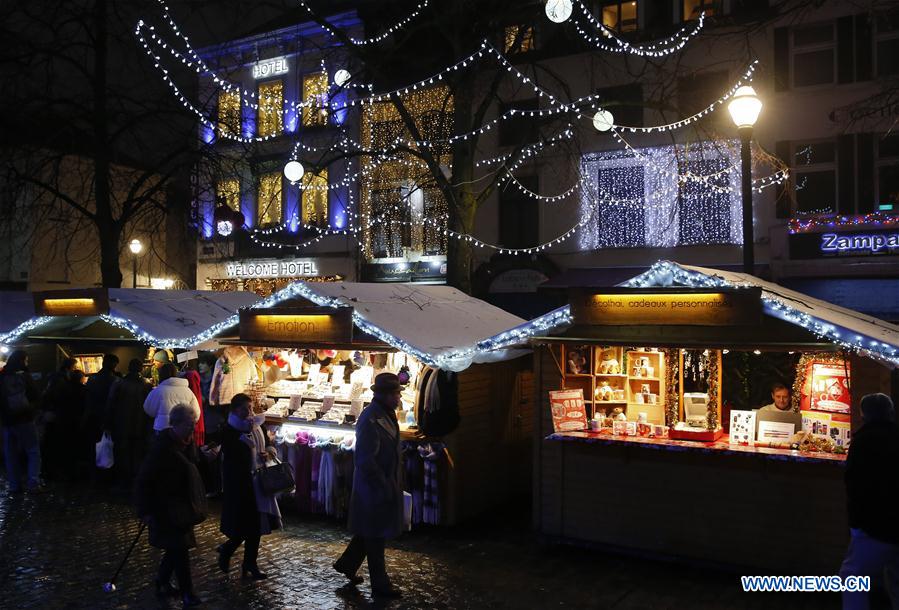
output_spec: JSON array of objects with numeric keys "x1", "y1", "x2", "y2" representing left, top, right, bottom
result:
[
  {"x1": 5, "y1": 346, "x2": 896, "y2": 608},
  {"x1": 0, "y1": 349, "x2": 408, "y2": 608}
]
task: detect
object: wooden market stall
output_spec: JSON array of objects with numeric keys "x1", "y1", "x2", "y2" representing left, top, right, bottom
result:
[
  {"x1": 225, "y1": 281, "x2": 536, "y2": 526},
  {"x1": 530, "y1": 261, "x2": 898, "y2": 573}
]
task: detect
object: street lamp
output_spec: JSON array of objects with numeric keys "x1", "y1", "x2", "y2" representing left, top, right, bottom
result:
[
  {"x1": 128, "y1": 238, "x2": 143, "y2": 289},
  {"x1": 727, "y1": 86, "x2": 762, "y2": 275}
]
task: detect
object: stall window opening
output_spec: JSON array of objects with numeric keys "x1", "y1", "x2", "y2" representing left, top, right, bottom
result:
[
  {"x1": 257, "y1": 80, "x2": 284, "y2": 137},
  {"x1": 793, "y1": 140, "x2": 837, "y2": 215},
  {"x1": 599, "y1": 1, "x2": 638, "y2": 33},
  {"x1": 302, "y1": 71, "x2": 329, "y2": 127},
  {"x1": 257, "y1": 172, "x2": 283, "y2": 226},
  {"x1": 791, "y1": 23, "x2": 835, "y2": 88}
]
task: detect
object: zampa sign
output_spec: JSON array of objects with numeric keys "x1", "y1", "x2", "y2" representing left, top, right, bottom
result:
[{"x1": 820, "y1": 232, "x2": 899, "y2": 255}]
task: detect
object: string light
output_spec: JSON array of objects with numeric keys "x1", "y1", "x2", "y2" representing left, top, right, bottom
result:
[
  {"x1": 789, "y1": 213, "x2": 899, "y2": 234},
  {"x1": 298, "y1": 0, "x2": 429, "y2": 46}
]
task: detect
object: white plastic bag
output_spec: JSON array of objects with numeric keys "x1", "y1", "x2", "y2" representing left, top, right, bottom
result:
[
  {"x1": 403, "y1": 491, "x2": 413, "y2": 532},
  {"x1": 95, "y1": 432, "x2": 114, "y2": 469}
]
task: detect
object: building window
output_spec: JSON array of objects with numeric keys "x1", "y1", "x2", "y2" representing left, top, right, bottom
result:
[
  {"x1": 683, "y1": 0, "x2": 718, "y2": 21},
  {"x1": 217, "y1": 90, "x2": 241, "y2": 137},
  {"x1": 504, "y1": 25, "x2": 536, "y2": 53},
  {"x1": 257, "y1": 80, "x2": 283, "y2": 137},
  {"x1": 302, "y1": 72, "x2": 329, "y2": 127},
  {"x1": 257, "y1": 172, "x2": 283, "y2": 226},
  {"x1": 301, "y1": 169, "x2": 328, "y2": 227},
  {"x1": 791, "y1": 23, "x2": 835, "y2": 87},
  {"x1": 216, "y1": 179, "x2": 240, "y2": 211},
  {"x1": 499, "y1": 176, "x2": 539, "y2": 249},
  {"x1": 793, "y1": 141, "x2": 837, "y2": 215},
  {"x1": 597, "y1": 83, "x2": 643, "y2": 127},
  {"x1": 600, "y1": 1, "x2": 638, "y2": 33},
  {"x1": 876, "y1": 12, "x2": 899, "y2": 77},
  {"x1": 877, "y1": 133, "x2": 899, "y2": 211},
  {"x1": 499, "y1": 98, "x2": 540, "y2": 146},
  {"x1": 579, "y1": 142, "x2": 742, "y2": 251}
]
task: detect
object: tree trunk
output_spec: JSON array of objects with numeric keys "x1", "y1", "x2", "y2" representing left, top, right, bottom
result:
[
  {"x1": 447, "y1": 78, "x2": 478, "y2": 294},
  {"x1": 93, "y1": 0, "x2": 121, "y2": 287}
]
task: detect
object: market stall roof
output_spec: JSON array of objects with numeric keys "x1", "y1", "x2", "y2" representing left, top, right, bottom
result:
[
  {"x1": 522, "y1": 261, "x2": 899, "y2": 368},
  {"x1": 255, "y1": 282, "x2": 529, "y2": 370},
  {"x1": 0, "y1": 291, "x2": 35, "y2": 335},
  {"x1": 2, "y1": 288, "x2": 262, "y2": 349}
]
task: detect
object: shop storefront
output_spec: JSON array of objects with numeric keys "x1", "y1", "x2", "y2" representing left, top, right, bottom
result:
[
  {"x1": 531, "y1": 261, "x2": 898, "y2": 573},
  {"x1": 221, "y1": 280, "x2": 533, "y2": 525}
]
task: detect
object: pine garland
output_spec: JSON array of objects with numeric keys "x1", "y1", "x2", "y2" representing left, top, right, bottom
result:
[
  {"x1": 705, "y1": 350, "x2": 720, "y2": 430},
  {"x1": 664, "y1": 348, "x2": 679, "y2": 427}
]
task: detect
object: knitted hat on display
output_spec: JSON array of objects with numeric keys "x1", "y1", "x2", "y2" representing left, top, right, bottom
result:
[{"x1": 152, "y1": 350, "x2": 170, "y2": 364}]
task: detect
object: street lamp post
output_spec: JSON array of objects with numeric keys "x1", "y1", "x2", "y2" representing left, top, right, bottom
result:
[
  {"x1": 727, "y1": 86, "x2": 763, "y2": 275},
  {"x1": 128, "y1": 238, "x2": 143, "y2": 289}
]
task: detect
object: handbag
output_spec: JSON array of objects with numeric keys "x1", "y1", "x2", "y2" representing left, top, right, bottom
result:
[
  {"x1": 257, "y1": 456, "x2": 295, "y2": 496},
  {"x1": 95, "y1": 432, "x2": 114, "y2": 469}
]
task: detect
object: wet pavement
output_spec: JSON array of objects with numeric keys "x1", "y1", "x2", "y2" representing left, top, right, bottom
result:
[{"x1": 0, "y1": 478, "x2": 862, "y2": 609}]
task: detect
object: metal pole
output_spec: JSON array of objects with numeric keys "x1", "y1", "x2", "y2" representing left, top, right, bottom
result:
[
  {"x1": 132, "y1": 256, "x2": 137, "y2": 289},
  {"x1": 739, "y1": 126, "x2": 754, "y2": 275}
]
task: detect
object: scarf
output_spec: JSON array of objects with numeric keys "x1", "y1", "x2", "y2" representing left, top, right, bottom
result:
[{"x1": 227, "y1": 412, "x2": 253, "y2": 432}]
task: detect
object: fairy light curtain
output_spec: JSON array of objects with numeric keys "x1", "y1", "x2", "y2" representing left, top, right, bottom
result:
[
  {"x1": 257, "y1": 172, "x2": 283, "y2": 226},
  {"x1": 301, "y1": 169, "x2": 329, "y2": 227},
  {"x1": 216, "y1": 178, "x2": 240, "y2": 211},
  {"x1": 217, "y1": 90, "x2": 241, "y2": 136},
  {"x1": 579, "y1": 140, "x2": 742, "y2": 250},
  {"x1": 257, "y1": 80, "x2": 284, "y2": 137},
  {"x1": 361, "y1": 87, "x2": 452, "y2": 259},
  {"x1": 302, "y1": 71, "x2": 329, "y2": 127}
]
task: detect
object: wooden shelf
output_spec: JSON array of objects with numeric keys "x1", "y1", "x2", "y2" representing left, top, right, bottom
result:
[
  {"x1": 628, "y1": 402, "x2": 662, "y2": 407},
  {"x1": 567, "y1": 373, "x2": 594, "y2": 377},
  {"x1": 595, "y1": 373, "x2": 628, "y2": 378},
  {"x1": 628, "y1": 377, "x2": 661, "y2": 382},
  {"x1": 594, "y1": 400, "x2": 628, "y2": 405},
  {"x1": 628, "y1": 350, "x2": 662, "y2": 356}
]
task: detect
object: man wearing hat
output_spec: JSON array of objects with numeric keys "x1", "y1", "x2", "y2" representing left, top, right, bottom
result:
[{"x1": 333, "y1": 373, "x2": 404, "y2": 599}]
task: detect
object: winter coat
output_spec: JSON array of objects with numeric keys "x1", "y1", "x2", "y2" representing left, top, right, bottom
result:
[
  {"x1": 143, "y1": 377, "x2": 200, "y2": 432},
  {"x1": 104, "y1": 373, "x2": 151, "y2": 442},
  {"x1": 348, "y1": 398, "x2": 404, "y2": 539},
  {"x1": 134, "y1": 430, "x2": 204, "y2": 549},
  {"x1": 845, "y1": 420, "x2": 899, "y2": 544},
  {"x1": 209, "y1": 346, "x2": 257, "y2": 407},
  {"x1": 220, "y1": 421, "x2": 280, "y2": 538},
  {"x1": 84, "y1": 369, "x2": 120, "y2": 429},
  {"x1": 0, "y1": 367, "x2": 40, "y2": 426}
]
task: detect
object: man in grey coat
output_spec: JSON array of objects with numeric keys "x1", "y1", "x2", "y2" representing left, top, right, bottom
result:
[{"x1": 333, "y1": 373, "x2": 404, "y2": 599}]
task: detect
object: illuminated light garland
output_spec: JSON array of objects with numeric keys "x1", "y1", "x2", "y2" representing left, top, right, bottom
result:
[
  {"x1": 788, "y1": 213, "x2": 899, "y2": 234},
  {"x1": 579, "y1": 142, "x2": 743, "y2": 250},
  {"x1": 582, "y1": 61, "x2": 760, "y2": 134},
  {"x1": 501, "y1": 170, "x2": 581, "y2": 203},
  {"x1": 0, "y1": 317, "x2": 55, "y2": 347},
  {"x1": 621, "y1": 261, "x2": 899, "y2": 367},
  {"x1": 571, "y1": 0, "x2": 706, "y2": 57},
  {"x1": 298, "y1": 0, "x2": 429, "y2": 46}
]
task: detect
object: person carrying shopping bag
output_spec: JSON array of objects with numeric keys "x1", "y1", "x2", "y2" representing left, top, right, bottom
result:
[{"x1": 216, "y1": 393, "x2": 282, "y2": 580}]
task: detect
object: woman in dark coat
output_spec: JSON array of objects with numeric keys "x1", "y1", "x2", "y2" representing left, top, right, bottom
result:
[
  {"x1": 217, "y1": 393, "x2": 281, "y2": 580},
  {"x1": 134, "y1": 404, "x2": 205, "y2": 608}
]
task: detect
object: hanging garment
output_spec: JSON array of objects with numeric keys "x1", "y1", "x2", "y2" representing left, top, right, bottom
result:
[
  {"x1": 317, "y1": 445, "x2": 337, "y2": 516},
  {"x1": 419, "y1": 442, "x2": 444, "y2": 525},
  {"x1": 291, "y1": 431, "x2": 314, "y2": 513},
  {"x1": 403, "y1": 442, "x2": 425, "y2": 525},
  {"x1": 419, "y1": 371, "x2": 460, "y2": 437},
  {"x1": 335, "y1": 439, "x2": 355, "y2": 520},
  {"x1": 310, "y1": 443, "x2": 323, "y2": 514}
]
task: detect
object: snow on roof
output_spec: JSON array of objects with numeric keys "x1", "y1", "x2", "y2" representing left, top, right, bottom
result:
[
  {"x1": 258, "y1": 282, "x2": 528, "y2": 370},
  {"x1": 1, "y1": 289, "x2": 261, "y2": 348},
  {"x1": 621, "y1": 261, "x2": 899, "y2": 367}
]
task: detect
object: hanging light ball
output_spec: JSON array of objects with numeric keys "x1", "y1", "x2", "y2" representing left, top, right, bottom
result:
[
  {"x1": 334, "y1": 69, "x2": 352, "y2": 87},
  {"x1": 592, "y1": 109, "x2": 614, "y2": 132},
  {"x1": 283, "y1": 160, "x2": 305, "y2": 183},
  {"x1": 216, "y1": 220, "x2": 233, "y2": 237},
  {"x1": 545, "y1": 0, "x2": 573, "y2": 23}
]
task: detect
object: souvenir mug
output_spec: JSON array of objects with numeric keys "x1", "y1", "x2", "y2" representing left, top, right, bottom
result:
[{"x1": 634, "y1": 393, "x2": 644, "y2": 404}]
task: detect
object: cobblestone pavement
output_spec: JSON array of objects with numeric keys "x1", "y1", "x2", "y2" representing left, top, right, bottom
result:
[{"x1": 0, "y1": 479, "x2": 866, "y2": 609}]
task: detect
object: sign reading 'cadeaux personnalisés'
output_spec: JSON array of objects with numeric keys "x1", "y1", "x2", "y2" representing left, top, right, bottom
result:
[{"x1": 571, "y1": 289, "x2": 762, "y2": 327}]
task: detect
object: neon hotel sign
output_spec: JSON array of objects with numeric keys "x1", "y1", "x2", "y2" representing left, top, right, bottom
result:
[{"x1": 820, "y1": 232, "x2": 899, "y2": 255}]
